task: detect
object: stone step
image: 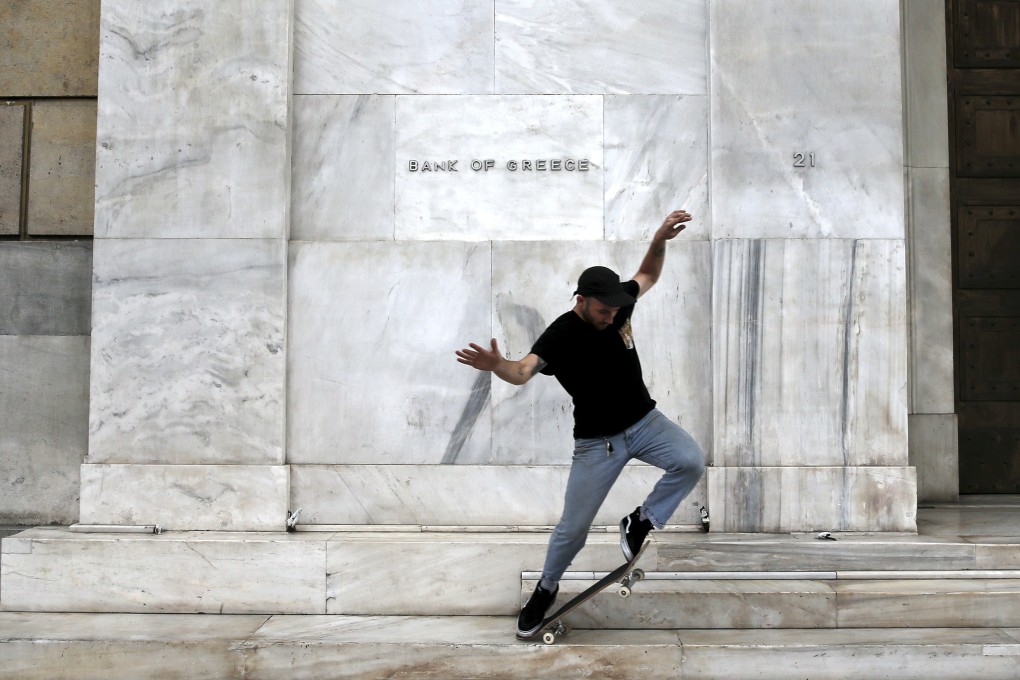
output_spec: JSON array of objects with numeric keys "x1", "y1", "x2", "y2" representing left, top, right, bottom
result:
[
  {"x1": 523, "y1": 574, "x2": 1020, "y2": 629},
  {"x1": 5, "y1": 527, "x2": 1020, "y2": 618},
  {"x1": 3, "y1": 613, "x2": 1020, "y2": 680}
]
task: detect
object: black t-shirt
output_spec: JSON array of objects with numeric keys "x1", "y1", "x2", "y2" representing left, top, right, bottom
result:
[{"x1": 530, "y1": 280, "x2": 655, "y2": 438}]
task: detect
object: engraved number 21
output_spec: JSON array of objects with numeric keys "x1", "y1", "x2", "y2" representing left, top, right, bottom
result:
[{"x1": 793, "y1": 152, "x2": 816, "y2": 168}]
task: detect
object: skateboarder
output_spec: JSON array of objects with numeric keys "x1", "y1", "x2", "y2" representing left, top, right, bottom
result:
[{"x1": 455, "y1": 210, "x2": 705, "y2": 639}]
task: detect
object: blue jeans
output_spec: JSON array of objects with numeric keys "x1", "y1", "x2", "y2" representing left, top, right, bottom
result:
[{"x1": 541, "y1": 408, "x2": 704, "y2": 585}]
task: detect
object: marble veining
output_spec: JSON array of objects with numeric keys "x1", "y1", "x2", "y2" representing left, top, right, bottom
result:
[
  {"x1": 88, "y1": 239, "x2": 286, "y2": 464},
  {"x1": 94, "y1": 0, "x2": 291, "y2": 238},
  {"x1": 291, "y1": 95, "x2": 395, "y2": 241},
  {"x1": 495, "y1": 0, "x2": 708, "y2": 95},
  {"x1": 710, "y1": 0, "x2": 904, "y2": 239},
  {"x1": 287, "y1": 241, "x2": 492, "y2": 464},
  {"x1": 79, "y1": 464, "x2": 289, "y2": 531},
  {"x1": 713, "y1": 239, "x2": 908, "y2": 467},
  {"x1": 605, "y1": 95, "x2": 709, "y2": 241},
  {"x1": 294, "y1": 0, "x2": 495, "y2": 94}
]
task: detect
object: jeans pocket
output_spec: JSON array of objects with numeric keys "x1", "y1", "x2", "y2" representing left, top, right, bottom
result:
[{"x1": 572, "y1": 437, "x2": 604, "y2": 461}]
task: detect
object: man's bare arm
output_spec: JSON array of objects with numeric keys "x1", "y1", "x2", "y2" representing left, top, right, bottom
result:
[
  {"x1": 633, "y1": 210, "x2": 692, "y2": 297},
  {"x1": 456, "y1": 339, "x2": 547, "y2": 386}
]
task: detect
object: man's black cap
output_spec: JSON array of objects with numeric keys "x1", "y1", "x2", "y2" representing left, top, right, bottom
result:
[{"x1": 572, "y1": 266, "x2": 636, "y2": 307}]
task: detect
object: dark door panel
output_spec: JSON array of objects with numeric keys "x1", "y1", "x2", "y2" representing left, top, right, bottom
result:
[{"x1": 949, "y1": 0, "x2": 1020, "y2": 492}]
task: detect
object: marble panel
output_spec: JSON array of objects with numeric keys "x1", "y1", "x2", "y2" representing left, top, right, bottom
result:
[
  {"x1": 537, "y1": 578, "x2": 836, "y2": 629},
  {"x1": 495, "y1": 0, "x2": 707, "y2": 95},
  {"x1": 835, "y1": 579, "x2": 1020, "y2": 628},
  {"x1": 0, "y1": 0, "x2": 100, "y2": 97},
  {"x1": 908, "y1": 167, "x2": 955, "y2": 413},
  {"x1": 287, "y1": 241, "x2": 492, "y2": 464},
  {"x1": 711, "y1": 0, "x2": 904, "y2": 239},
  {"x1": 88, "y1": 239, "x2": 286, "y2": 464},
  {"x1": 79, "y1": 464, "x2": 288, "y2": 531},
  {"x1": 294, "y1": 0, "x2": 495, "y2": 95},
  {"x1": 94, "y1": 0, "x2": 291, "y2": 238},
  {"x1": 0, "y1": 612, "x2": 262, "y2": 678},
  {"x1": 605, "y1": 95, "x2": 709, "y2": 241},
  {"x1": 0, "y1": 528, "x2": 325, "y2": 613},
  {"x1": 0, "y1": 241, "x2": 92, "y2": 336},
  {"x1": 713, "y1": 239, "x2": 908, "y2": 467},
  {"x1": 26, "y1": 100, "x2": 96, "y2": 236},
  {"x1": 243, "y1": 616, "x2": 684, "y2": 680},
  {"x1": 909, "y1": 413, "x2": 959, "y2": 503},
  {"x1": 394, "y1": 95, "x2": 603, "y2": 241},
  {"x1": 707, "y1": 466, "x2": 917, "y2": 533},
  {"x1": 904, "y1": 0, "x2": 950, "y2": 169},
  {"x1": 291, "y1": 95, "x2": 395, "y2": 241},
  {"x1": 291, "y1": 465, "x2": 706, "y2": 526},
  {"x1": 678, "y1": 628, "x2": 1020, "y2": 680},
  {"x1": 0, "y1": 105, "x2": 24, "y2": 235},
  {"x1": 0, "y1": 336, "x2": 89, "y2": 525},
  {"x1": 658, "y1": 533, "x2": 977, "y2": 572},
  {"x1": 327, "y1": 533, "x2": 656, "y2": 615},
  {"x1": 490, "y1": 240, "x2": 712, "y2": 464}
]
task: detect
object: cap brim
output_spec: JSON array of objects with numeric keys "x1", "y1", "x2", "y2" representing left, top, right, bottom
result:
[{"x1": 590, "y1": 291, "x2": 636, "y2": 307}]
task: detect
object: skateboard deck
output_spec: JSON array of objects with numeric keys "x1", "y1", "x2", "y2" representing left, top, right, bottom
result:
[{"x1": 525, "y1": 540, "x2": 650, "y2": 645}]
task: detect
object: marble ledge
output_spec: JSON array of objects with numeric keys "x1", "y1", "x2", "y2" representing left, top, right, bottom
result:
[
  {"x1": 291, "y1": 464, "x2": 708, "y2": 528},
  {"x1": 79, "y1": 464, "x2": 289, "y2": 531},
  {"x1": 706, "y1": 466, "x2": 917, "y2": 533}
]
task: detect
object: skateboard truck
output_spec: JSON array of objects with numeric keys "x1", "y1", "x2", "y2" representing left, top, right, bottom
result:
[{"x1": 700, "y1": 505, "x2": 710, "y2": 533}]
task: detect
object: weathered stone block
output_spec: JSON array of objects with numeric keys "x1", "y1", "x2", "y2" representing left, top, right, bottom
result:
[
  {"x1": 0, "y1": 241, "x2": 92, "y2": 336},
  {"x1": 0, "y1": 105, "x2": 25, "y2": 236},
  {"x1": 26, "y1": 100, "x2": 97, "y2": 236},
  {"x1": 0, "y1": 336, "x2": 90, "y2": 525},
  {"x1": 0, "y1": 0, "x2": 100, "y2": 97}
]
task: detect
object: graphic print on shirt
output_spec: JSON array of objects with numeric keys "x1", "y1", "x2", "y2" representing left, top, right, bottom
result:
[{"x1": 619, "y1": 318, "x2": 634, "y2": 350}]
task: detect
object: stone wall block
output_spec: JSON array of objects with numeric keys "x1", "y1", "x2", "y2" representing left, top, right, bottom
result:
[
  {"x1": 0, "y1": 242, "x2": 92, "y2": 336},
  {"x1": 713, "y1": 239, "x2": 909, "y2": 468},
  {"x1": 88, "y1": 239, "x2": 286, "y2": 464},
  {"x1": 0, "y1": 336, "x2": 90, "y2": 525},
  {"x1": 495, "y1": 0, "x2": 708, "y2": 95},
  {"x1": 0, "y1": 0, "x2": 100, "y2": 97},
  {"x1": 27, "y1": 100, "x2": 96, "y2": 236},
  {"x1": 0, "y1": 105, "x2": 26, "y2": 236},
  {"x1": 711, "y1": 0, "x2": 904, "y2": 239},
  {"x1": 79, "y1": 464, "x2": 289, "y2": 531},
  {"x1": 94, "y1": 0, "x2": 293, "y2": 238}
]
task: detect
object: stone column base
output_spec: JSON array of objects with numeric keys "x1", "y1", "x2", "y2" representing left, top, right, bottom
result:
[{"x1": 706, "y1": 466, "x2": 917, "y2": 533}]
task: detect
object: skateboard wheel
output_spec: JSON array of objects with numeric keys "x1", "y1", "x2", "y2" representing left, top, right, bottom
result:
[
  {"x1": 632, "y1": 568, "x2": 645, "y2": 581},
  {"x1": 620, "y1": 585, "x2": 631, "y2": 598},
  {"x1": 542, "y1": 631, "x2": 557, "y2": 645}
]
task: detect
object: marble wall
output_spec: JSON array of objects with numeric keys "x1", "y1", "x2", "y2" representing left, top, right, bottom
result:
[
  {"x1": 282, "y1": 0, "x2": 914, "y2": 531},
  {"x1": 81, "y1": 0, "x2": 939, "y2": 531},
  {"x1": 82, "y1": 0, "x2": 293, "y2": 529}
]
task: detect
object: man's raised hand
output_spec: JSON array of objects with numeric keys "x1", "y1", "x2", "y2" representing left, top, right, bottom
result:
[{"x1": 656, "y1": 209, "x2": 692, "y2": 241}]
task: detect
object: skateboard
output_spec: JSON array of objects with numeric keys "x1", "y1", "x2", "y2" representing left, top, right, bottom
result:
[{"x1": 527, "y1": 540, "x2": 650, "y2": 645}]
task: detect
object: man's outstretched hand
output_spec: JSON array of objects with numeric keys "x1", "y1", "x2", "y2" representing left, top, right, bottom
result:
[
  {"x1": 655, "y1": 209, "x2": 692, "y2": 242},
  {"x1": 456, "y1": 338, "x2": 503, "y2": 372}
]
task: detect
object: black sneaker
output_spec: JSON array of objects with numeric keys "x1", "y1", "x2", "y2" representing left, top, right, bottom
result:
[
  {"x1": 620, "y1": 506, "x2": 652, "y2": 561},
  {"x1": 516, "y1": 582, "x2": 558, "y2": 639}
]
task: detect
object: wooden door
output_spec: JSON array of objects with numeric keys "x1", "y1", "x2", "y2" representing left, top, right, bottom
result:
[{"x1": 948, "y1": 0, "x2": 1020, "y2": 492}]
